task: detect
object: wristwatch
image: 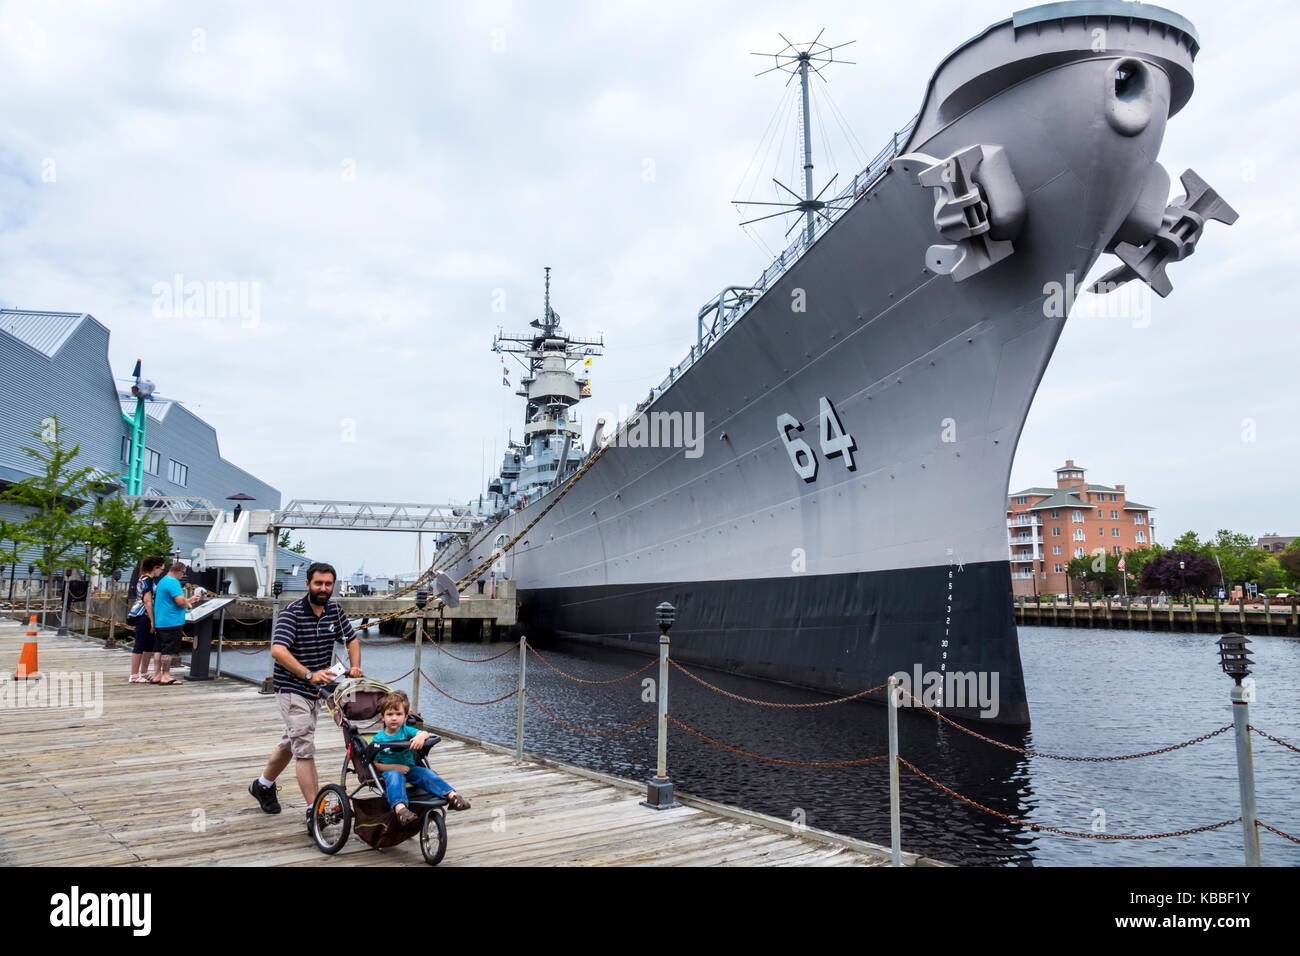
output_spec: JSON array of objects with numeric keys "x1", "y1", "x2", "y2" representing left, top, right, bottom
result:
[{"x1": 302, "y1": 668, "x2": 313, "y2": 681}]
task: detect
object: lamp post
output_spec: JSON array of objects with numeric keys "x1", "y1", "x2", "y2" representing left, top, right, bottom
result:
[
  {"x1": 643, "y1": 601, "x2": 679, "y2": 810},
  {"x1": 25, "y1": 564, "x2": 34, "y2": 621},
  {"x1": 1179, "y1": 559, "x2": 1187, "y2": 607},
  {"x1": 1216, "y1": 633, "x2": 1260, "y2": 866}
]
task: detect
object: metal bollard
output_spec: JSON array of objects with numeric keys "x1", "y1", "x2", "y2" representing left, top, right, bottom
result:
[
  {"x1": 1230, "y1": 682, "x2": 1260, "y2": 866},
  {"x1": 643, "y1": 602, "x2": 679, "y2": 809},
  {"x1": 888, "y1": 676, "x2": 902, "y2": 866},
  {"x1": 413, "y1": 589, "x2": 428, "y2": 714},
  {"x1": 515, "y1": 636, "x2": 526, "y2": 763},
  {"x1": 260, "y1": 582, "x2": 283, "y2": 694},
  {"x1": 1216, "y1": 633, "x2": 1260, "y2": 866}
]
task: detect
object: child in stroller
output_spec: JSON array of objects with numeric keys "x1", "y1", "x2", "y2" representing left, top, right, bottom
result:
[
  {"x1": 309, "y1": 677, "x2": 467, "y2": 865},
  {"x1": 372, "y1": 689, "x2": 471, "y2": 821}
]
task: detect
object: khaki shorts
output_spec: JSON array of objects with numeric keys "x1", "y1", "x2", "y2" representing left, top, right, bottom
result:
[{"x1": 276, "y1": 692, "x2": 320, "y2": 760}]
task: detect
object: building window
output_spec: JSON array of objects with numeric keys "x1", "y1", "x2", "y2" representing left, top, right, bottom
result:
[
  {"x1": 1051, "y1": 527, "x2": 1060, "y2": 537},
  {"x1": 1073, "y1": 528, "x2": 1085, "y2": 541},
  {"x1": 1113, "y1": 546, "x2": 1122, "y2": 555},
  {"x1": 1050, "y1": 509, "x2": 1059, "y2": 518},
  {"x1": 168, "y1": 459, "x2": 189, "y2": 486},
  {"x1": 1053, "y1": 545, "x2": 1061, "y2": 555},
  {"x1": 1112, "y1": 528, "x2": 1120, "y2": 537},
  {"x1": 1097, "y1": 509, "x2": 1103, "y2": 518},
  {"x1": 1074, "y1": 547, "x2": 1085, "y2": 558},
  {"x1": 1054, "y1": 564, "x2": 1063, "y2": 573},
  {"x1": 1133, "y1": 514, "x2": 1145, "y2": 525},
  {"x1": 145, "y1": 448, "x2": 161, "y2": 475},
  {"x1": 1136, "y1": 531, "x2": 1147, "y2": 543},
  {"x1": 1015, "y1": 496, "x2": 1027, "y2": 505},
  {"x1": 1098, "y1": 528, "x2": 1105, "y2": 537},
  {"x1": 1110, "y1": 510, "x2": 1118, "y2": 519},
  {"x1": 1072, "y1": 510, "x2": 1082, "y2": 522},
  {"x1": 120, "y1": 436, "x2": 131, "y2": 463}
]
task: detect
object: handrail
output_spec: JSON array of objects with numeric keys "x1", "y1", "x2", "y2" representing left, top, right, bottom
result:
[{"x1": 644, "y1": 112, "x2": 921, "y2": 406}]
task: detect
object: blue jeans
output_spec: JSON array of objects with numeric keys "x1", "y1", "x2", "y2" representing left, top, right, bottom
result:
[{"x1": 382, "y1": 766, "x2": 452, "y2": 808}]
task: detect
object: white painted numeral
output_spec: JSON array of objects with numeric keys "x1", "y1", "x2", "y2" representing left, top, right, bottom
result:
[
  {"x1": 777, "y1": 414, "x2": 817, "y2": 482},
  {"x1": 818, "y1": 397, "x2": 856, "y2": 470}
]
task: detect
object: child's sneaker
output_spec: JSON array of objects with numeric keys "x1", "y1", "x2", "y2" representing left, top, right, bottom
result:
[{"x1": 248, "y1": 779, "x2": 281, "y2": 814}]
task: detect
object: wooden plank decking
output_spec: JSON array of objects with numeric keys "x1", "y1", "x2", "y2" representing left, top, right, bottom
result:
[{"x1": 0, "y1": 621, "x2": 928, "y2": 867}]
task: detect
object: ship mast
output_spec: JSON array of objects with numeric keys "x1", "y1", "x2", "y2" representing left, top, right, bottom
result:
[{"x1": 737, "y1": 31, "x2": 856, "y2": 247}]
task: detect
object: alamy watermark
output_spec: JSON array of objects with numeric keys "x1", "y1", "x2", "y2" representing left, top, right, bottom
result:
[
  {"x1": 1, "y1": 671, "x2": 104, "y2": 719},
  {"x1": 600, "y1": 404, "x2": 705, "y2": 459},
  {"x1": 891, "y1": 664, "x2": 1000, "y2": 719},
  {"x1": 152, "y1": 273, "x2": 261, "y2": 327}
]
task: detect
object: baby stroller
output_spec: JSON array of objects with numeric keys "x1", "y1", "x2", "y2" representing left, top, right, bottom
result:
[{"x1": 310, "y1": 678, "x2": 449, "y2": 865}]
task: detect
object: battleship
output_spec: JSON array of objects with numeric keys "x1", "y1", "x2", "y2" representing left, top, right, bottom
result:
[{"x1": 439, "y1": 1, "x2": 1236, "y2": 725}]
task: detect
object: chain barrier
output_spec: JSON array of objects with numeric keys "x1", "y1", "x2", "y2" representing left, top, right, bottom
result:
[
  {"x1": 525, "y1": 689, "x2": 657, "y2": 736},
  {"x1": 667, "y1": 715, "x2": 889, "y2": 767},
  {"x1": 1256, "y1": 819, "x2": 1300, "y2": 845},
  {"x1": 670, "y1": 660, "x2": 887, "y2": 708},
  {"x1": 434, "y1": 641, "x2": 518, "y2": 664},
  {"x1": 897, "y1": 757, "x2": 1242, "y2": 840},
  {"x1": 527, "y1": 643, "x2": 657, "y2": 684},
  {"x1": 418, "y1": 668, "x2": 517, "y2": 706},
  {"x1": 1249, "y1": 725, "x2": 1300, "y2": 755},
  {"x1": 896, "y1": 686, "x2": 1234, "y2": 761}
]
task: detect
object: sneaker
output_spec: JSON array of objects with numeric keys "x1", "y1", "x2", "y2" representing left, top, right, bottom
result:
[
  {"x1": 396, "y1": 806, "x2": 419, "y2": 825},
  {"x1": 249, "y1": 779, "x2": 281, "y2": 814}
]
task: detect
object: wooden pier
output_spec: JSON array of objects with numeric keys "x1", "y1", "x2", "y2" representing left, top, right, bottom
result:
[
  {"x1": 0, "y1": 620, "x2": 935, "y2": 867},
  {"x1": 1014, "y1": 595, "x2": 1300, "y2": 636}
]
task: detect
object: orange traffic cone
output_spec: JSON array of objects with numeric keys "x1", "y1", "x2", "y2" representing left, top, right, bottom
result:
[{"x1": 14, "y1": 615, "x2": 40, "y2": 680}]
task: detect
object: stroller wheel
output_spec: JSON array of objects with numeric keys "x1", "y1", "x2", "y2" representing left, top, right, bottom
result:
[
  {"x1": 420, "y1": 808, "x2": 447, "y2": 866},
  {"x1": 311, "y1": 784, "x2": 352, "y2": 854}
]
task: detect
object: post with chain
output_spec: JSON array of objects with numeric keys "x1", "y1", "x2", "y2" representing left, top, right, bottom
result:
[
  {"x1": 515, "y1": 636, "x2": 527, "y2": 764},
  {"x1": 1216, "y1": 633, "x2": 1260, "y2": 865},
  {"x1": 57, "y1": 568, "x2": 72, "y2": 636},
  {"x1": 260, "y1": 579, "x2": 283, "y2": 694},
  {"x1": 413, "y1": 588, "x2": 428, "y2": 715},
  {"x1": 888, "y1": 675, "x2": 902, "y2": 866},
  {"x1": 642, "y1": 602, "x2": 679, "y2": 809}
]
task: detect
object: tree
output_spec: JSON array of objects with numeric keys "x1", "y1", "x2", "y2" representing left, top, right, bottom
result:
[
  {"x1": 278, "y1": 528, "x2": 307, "y2": 554},
  {"x1": 1118, "y1": 545, "x2": 1165, "y2": 588},
  {"x1": 89, "y1": 496, "x2": 174, "y2": 579},
  {"x1": 1170, "y1": 530, "x2": 1204, "y2": 554},
  {"x1": 1067, "y1": 551, "x2": 1122, "y2": 594},
  {"x1": 1139, "y1": 550, "x2": 1219, "y2": 595},
  {"x1": 1279, "y1": 540, "x2": 1300, "y2": 584},
  {"x1": 0, "y1": 417, "x2": 105, "y2": 579}
]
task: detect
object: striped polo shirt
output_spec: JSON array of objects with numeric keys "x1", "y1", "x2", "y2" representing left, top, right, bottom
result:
[{"x1": 272, "y1": 596, "x2": 357, "y2": 699}]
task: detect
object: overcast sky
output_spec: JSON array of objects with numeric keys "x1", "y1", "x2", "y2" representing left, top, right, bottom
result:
[{"x1": 1, "y1": 0, "x2": 1294, "y2": 576}]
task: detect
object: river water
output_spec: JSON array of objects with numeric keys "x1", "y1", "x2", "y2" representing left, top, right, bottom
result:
[{"x1": 208, "y1": 625, "x2": 1300, "y2": 866}]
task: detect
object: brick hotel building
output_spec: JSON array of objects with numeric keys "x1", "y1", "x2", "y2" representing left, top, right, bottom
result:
[{"x1": 1006, "y1": 459, "x2": 1156, "y2": 597}]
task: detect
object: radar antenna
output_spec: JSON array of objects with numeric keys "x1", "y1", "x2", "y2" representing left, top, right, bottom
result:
[{"x1": 735, "y1": 31, "x2": 856, "y2": 246}]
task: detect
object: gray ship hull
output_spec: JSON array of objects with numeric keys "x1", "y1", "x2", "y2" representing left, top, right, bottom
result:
[{"x1": 452, "y1": 4, "x2": 1206, "y2": 726}]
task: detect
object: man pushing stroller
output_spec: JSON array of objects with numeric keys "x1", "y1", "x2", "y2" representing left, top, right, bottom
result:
[{"x1": 248, "y1": 562, "x2": 362, "y2": 829}]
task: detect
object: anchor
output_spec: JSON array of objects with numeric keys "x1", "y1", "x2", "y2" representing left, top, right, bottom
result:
[{"x1": 1090, "y1": 169, "x2": 1238, "y2": 298}]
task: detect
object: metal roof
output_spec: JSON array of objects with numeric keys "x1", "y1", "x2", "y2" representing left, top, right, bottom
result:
[
  {"x1": 118, "y1": 397, "x2": 172, "y2": 421},
  {"x1": 0, "y1": 309, "x2": 90, "y2": 358}
]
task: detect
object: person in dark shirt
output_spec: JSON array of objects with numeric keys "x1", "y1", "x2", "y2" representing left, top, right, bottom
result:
[{"x1": 248, "y1": 562, "x2": 361, "y2": 829}]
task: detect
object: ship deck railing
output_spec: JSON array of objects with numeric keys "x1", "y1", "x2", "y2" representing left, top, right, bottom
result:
[{"x1": 648, "y1": 113, "x2": 920, "y2": 406}]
